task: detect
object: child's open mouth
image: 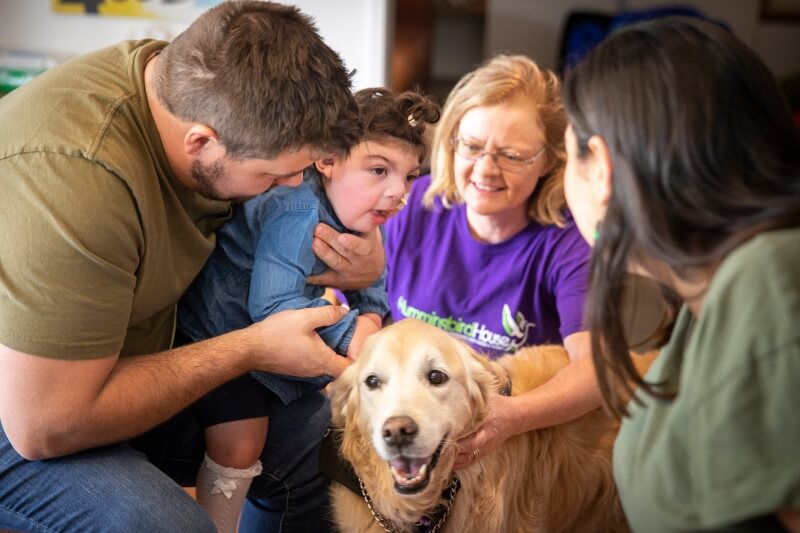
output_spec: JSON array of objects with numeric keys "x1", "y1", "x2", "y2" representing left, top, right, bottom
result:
[{"x1": 369, "y1": 208, "x2": 398, "y2": 224}]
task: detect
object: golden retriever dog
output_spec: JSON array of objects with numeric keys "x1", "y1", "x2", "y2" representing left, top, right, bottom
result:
[{"x1": 327, "y1": 318, "x2": 632, "y2": 533}]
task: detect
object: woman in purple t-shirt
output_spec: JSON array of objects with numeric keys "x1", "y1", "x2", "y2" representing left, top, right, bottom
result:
[{"x1": 385, "y1": 55, "x2": 600, "y2": 468}]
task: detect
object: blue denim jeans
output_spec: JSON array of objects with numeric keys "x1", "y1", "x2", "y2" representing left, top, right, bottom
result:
[{"x1": 0, "y1": 391, "x2": 333, "y2": 533}]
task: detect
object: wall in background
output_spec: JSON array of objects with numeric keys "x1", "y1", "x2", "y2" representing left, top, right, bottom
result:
[
  {"x1": 485, "y1": 0, "x2": 800, "y2": 79},
  {"x1": 2, "y1": 1, "x2": 797, "y2": 99},
  {"x1": 0, "y1": 0, "x2": 392, "y2": 89}
]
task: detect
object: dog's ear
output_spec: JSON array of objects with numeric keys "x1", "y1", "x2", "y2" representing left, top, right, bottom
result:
[
  {"x1": 459, "y1": 342, "x2": 505, "y2": 423},
  {"x1": 329, "y1": 363, "x2": 359, "y2": 428}
]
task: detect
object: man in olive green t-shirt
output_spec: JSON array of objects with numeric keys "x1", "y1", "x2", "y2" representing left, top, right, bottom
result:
[{"x1": 0, "y1": 2, "x2": 380, "y2": 532}]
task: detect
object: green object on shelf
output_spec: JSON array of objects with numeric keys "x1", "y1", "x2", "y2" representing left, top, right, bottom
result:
[{"x1": 0, "y1": 51, "x2": 57, "y2": 95}]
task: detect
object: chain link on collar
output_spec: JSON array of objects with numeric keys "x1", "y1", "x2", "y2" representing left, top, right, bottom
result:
[{"x1": 358, "y1": 474, "x2": 461, "y2": 533}]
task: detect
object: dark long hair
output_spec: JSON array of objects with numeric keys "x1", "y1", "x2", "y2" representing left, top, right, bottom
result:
[{"x1": 563, "y1": 17, "x2": 800, "y2": 416}]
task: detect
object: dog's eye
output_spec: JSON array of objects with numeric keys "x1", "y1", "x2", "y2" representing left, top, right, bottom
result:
[
  {"x1": 427, "y1": 369, "x2": 448, "y2": 385},
  {"x1": 365, "y1": 374, "x2": 381, "y2": 389}
]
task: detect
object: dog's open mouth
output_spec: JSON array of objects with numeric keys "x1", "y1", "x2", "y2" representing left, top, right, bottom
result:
[{"x1": 387, "y1": 436, "x2": 447, "y2": 494}]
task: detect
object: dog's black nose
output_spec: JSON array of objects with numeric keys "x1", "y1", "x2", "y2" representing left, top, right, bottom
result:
[{"x1": 382, "y1": 416, "x2": 418, "y2": 448}]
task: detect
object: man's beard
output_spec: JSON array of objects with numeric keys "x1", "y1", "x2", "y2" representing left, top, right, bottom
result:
[{"x1": 190, "y1": 158, "x2": 227, "y2": 201}]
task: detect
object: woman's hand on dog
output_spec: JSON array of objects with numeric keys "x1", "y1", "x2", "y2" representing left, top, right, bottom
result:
[{"x1": 454, "y1": 394, "x2": 518, "y2": 469}]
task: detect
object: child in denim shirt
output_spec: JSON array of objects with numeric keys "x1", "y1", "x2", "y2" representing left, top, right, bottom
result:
[{"x1": 177, "y1": 87, "x2": 439, "y2": 532}]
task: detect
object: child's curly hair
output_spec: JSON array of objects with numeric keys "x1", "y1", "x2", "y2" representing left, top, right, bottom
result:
[{"x1": 354, "y1": 88, "x2": 440, "y2": 163}]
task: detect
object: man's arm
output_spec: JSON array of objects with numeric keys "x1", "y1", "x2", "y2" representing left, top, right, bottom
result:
[
  {"x1": 307, "y1": 223, "x2": 385, "y2": 290},
  {"x1": 0, "y1": 306, "x2": 349, "y2": 460}
]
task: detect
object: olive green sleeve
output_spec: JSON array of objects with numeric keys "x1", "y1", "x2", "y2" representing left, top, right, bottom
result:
[
  {"x1": 691, "y1": 339, "x2": 800, "y2": 524},
  {"x1": 0, "y1": 152, "x2": 142, "y2": 359},
  {"x1": 688, "y1": 233, "x2": 800, "y2": 524}
]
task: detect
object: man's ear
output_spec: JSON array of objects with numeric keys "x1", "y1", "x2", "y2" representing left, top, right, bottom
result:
[
  {"x1": 586, "y1": 135, "x2": 613, "y2": 209},
  {"x1": 315, "y1": 156, "x2": 338, "y2": 179},
  {"x1": 183, "y1": 124, "x2": 221, "y2": 157}
]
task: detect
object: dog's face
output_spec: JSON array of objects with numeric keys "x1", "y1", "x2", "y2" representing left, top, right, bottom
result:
[{"x1": 330, "y1": 319, "x2": 502, "y2": 495}]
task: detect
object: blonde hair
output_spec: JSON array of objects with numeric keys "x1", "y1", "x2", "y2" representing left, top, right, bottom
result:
[{"x1": 424, "y1": 54, "x2": 567, "y2": 226}]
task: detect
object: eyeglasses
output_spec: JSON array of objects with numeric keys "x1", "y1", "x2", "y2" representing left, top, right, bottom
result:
[{"x1": 451, "y1": 137, "x2": 546, "y2": 173}]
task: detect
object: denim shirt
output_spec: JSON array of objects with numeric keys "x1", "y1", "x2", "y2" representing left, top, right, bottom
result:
[{"x1": 178, "y1": 166, "x2": 388, "y2": 404}]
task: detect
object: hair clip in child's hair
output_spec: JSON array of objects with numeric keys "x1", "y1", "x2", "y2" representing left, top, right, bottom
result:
[{"x1": 407, "y1": 114, "x2": 418, "y2": 128}]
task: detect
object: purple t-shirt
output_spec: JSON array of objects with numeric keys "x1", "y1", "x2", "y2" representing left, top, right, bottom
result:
[{"x1": 385, "y1": 176, "x2": 591, "y2": 359}]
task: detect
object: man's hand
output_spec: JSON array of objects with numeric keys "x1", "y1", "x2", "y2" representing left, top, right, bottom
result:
[
  {"x1": 307, "y1": 223, "x2": 384, "y2": 290},
  {"x1": 244, "y1": 305, "x2": 351, "y2": 378}
]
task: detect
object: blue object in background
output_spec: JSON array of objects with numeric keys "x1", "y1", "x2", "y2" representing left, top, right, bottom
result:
[{"x1": 558, "y1": 5, "x2": 730, "y2": 75}]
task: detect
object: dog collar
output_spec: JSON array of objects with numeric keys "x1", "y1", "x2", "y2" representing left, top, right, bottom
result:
[
  {"x1": 359, "y1": 473, "x2": 461, "y2": 533},
  {"x1": 319, "y1": 427, "x2": 361, "y2": 495},
  {"x1": 320, "y1": 427, "x2": 462, "y2": 531}
]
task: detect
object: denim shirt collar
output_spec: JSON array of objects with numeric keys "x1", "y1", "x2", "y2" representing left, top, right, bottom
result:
[{"x1": 304, "y1": 166, "x2": 357, "y2": 236}]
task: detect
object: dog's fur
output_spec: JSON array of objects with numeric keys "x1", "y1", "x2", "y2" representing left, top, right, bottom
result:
[{"x1": 329, "y1": 319, "x2": 635, "y2": 533}]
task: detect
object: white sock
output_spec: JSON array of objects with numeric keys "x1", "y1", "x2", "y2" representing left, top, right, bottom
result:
[{"x1": 196, "y1": 453, "x2": 263, "y2": 533}]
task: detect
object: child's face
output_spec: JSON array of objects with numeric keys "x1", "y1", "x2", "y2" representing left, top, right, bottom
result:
[{"x1": 319, "y1": 140, "x2": 421, "y2": 233}]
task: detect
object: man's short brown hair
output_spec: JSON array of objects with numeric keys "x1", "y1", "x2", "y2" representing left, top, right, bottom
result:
[{"x1": 153, "y1": 0, "x2": 361, "y2": 159}]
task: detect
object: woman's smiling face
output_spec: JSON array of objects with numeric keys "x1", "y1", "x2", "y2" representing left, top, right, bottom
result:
[{"x1": 453, "y1": 101, "x2": 549, "y2": 226}]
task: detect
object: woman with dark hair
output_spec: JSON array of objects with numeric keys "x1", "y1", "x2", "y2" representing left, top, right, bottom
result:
[{"x1": 562, "y1": 16, "x2": 800, "y2": 532}]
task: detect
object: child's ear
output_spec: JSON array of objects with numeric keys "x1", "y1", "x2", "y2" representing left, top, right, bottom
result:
[{"x1": 315, "y1": 157, "x2": 337, "y2": 179}]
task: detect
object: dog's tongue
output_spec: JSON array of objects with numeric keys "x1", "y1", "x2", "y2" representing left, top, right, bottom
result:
[{"x1": 389, "y1": 457, "x2": 427, "y2": 479}]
